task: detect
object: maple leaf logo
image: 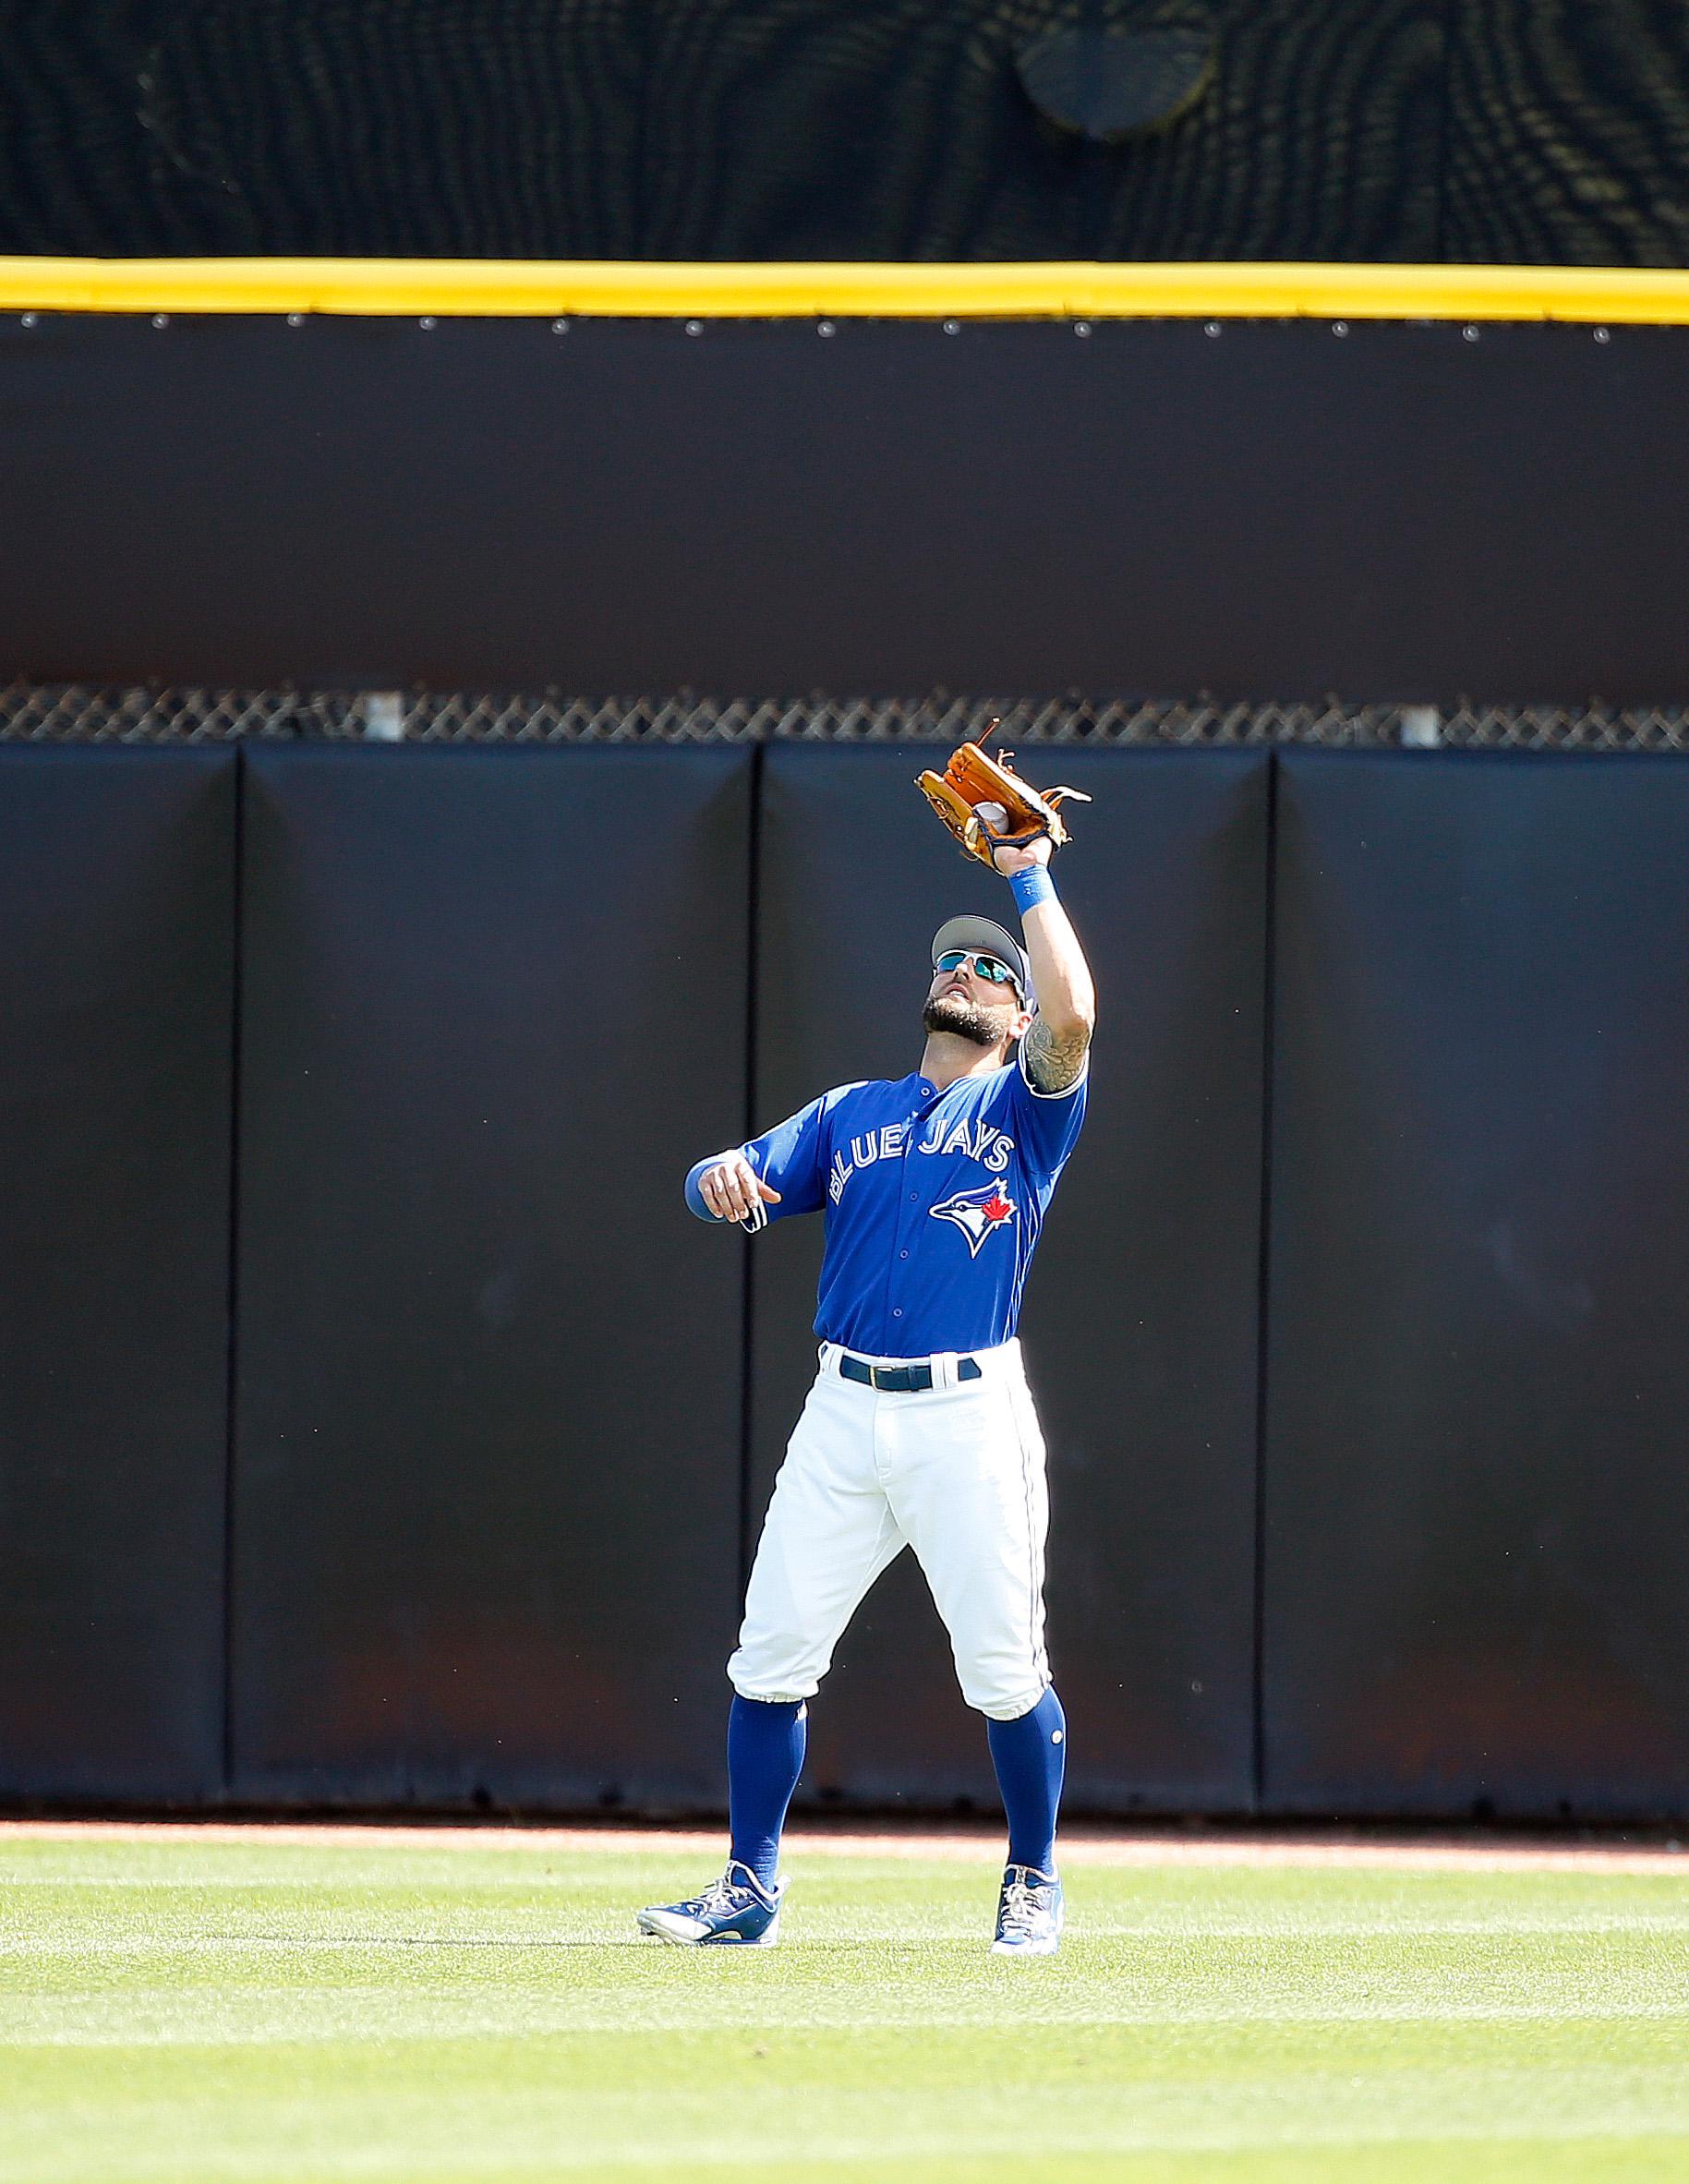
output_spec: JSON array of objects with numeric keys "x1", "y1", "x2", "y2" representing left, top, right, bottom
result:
[{"x1": 929, "y1": 1183, "x2": 1019, "y2": 1258}]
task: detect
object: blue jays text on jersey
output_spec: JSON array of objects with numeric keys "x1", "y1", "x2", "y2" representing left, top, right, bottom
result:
[{"x1": 686, "y1": 1049, "x2": 1087, "y2": 1357}]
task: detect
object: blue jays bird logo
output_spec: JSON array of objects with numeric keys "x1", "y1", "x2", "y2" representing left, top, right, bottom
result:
[{"x1": 929, "y1": 1183, "x2": 1018, "y2": 1257}]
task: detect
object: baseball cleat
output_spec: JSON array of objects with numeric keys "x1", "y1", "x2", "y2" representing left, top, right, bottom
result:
[
  {"x1": 991, "y1": 1864, "x2": 1064, "y2": 1957},
  {"x1": 636, "y1": 1860, "x2": 785, "y2": 1946}
]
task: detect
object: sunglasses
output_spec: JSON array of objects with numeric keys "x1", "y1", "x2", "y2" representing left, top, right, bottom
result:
[{"x1": 935, "y1": 949, "x2": 1019, "y2": 991}]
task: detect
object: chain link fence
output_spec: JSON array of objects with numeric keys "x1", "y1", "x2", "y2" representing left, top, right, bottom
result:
[{"x1": 4, "y1": 684, "x2": 1689, "y2": 751}]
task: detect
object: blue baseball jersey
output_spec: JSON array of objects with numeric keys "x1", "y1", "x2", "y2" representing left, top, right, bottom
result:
[{"x1": 686, "y1": 1048, "x2": 1087, "y2": 1356}]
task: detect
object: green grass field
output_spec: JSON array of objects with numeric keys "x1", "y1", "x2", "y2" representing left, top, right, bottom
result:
[{"x1": 4, "y1": 1830, "x2": 1689, "y2": 2183}]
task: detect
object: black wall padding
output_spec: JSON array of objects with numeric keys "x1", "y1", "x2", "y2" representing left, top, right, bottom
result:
[
  {"x1": 1265, "y1": 751, "x2": 1689, "y2": 1819},
  {"x1": 6, "y1": 315, "x2": 1689, "y2": 706},
  {"x1": 232, "y1": 746, "x2": 752, "y2": 1808},
  {"x1": 748, "y1": 746, "x2": 1268, "y2": 1813},
  {"x1": 0, "y1": 748, "x2": 235, "y2": 1800}
]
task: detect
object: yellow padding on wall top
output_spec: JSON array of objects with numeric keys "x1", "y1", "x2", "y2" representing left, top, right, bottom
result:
[{"x1": 4, "y1": 257, "x2": 1689, "y2": 322}]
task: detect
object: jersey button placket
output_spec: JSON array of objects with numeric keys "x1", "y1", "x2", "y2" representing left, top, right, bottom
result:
[
  {"x1": 881, "y1": 1106, "x2": 913, "y2": 1341},
  {"x1": 887, "y1": 1108, "x2": 922, "y2": 1330},
  {"x1": 880, "y1": 1110, "x2": 919, "y2": 1483}
]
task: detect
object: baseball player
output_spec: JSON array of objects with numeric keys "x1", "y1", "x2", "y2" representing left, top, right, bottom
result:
[{"x1": 639, "y1": 831, "x2": 1093, "y2": 1955}]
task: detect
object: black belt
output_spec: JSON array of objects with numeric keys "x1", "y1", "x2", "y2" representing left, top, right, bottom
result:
[{"x1": 839, "y1": 1352, "x2": 983, "y2": 1392}]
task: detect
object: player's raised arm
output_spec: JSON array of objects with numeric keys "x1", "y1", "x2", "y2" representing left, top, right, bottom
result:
[
  {"x1": 912, "y1": 735, "x2": 1094, "y2": 1094},
  {"x1": 994, "y1": 835, "x2": 1094, "y2": 1092}
]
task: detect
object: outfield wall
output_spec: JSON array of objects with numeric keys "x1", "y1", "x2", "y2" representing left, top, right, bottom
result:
[
  {"x1": 3, "y1": 310, "x2": 1689, "y2": 706},
  {"x1": 6, "y1": 739, "x2": 1689, "y2": 1822}
]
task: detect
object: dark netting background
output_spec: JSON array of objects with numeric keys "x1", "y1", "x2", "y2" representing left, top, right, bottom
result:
[
  {"x1": 3, "y1": 4, "x2": 1689, "y2": 267},
  {"x1": 4, "y1": 688, "x2": 1689, "y2": 750}
]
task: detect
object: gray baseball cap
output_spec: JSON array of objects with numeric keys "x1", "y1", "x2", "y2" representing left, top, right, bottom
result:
[{"x1": 931, "y1": 915, "x2": 1034, "y2": 1009}]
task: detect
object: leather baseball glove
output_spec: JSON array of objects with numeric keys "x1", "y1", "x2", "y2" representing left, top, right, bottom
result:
[{"x1": 915, "y1": 736, "x2": 1092, "y2": 869}]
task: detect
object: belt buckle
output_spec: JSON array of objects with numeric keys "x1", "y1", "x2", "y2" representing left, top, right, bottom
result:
[{"x1": 841, "y1": 1351, "x2": 971, "y2": 1391}]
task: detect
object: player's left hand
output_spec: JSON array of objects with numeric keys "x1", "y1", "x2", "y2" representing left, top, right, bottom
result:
[{"x1": 990, "y1": 833, "x2": 1054, "y2": 876}]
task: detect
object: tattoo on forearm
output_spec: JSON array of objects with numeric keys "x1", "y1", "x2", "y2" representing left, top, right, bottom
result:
[{"x1": 1022, "y1": 1015, "x2": 1091, "y2": 1093}]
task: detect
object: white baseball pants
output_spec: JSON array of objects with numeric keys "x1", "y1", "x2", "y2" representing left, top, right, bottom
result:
[{"x1": 729, "y1": 1338, "x2": 1052, "y2": 1721}]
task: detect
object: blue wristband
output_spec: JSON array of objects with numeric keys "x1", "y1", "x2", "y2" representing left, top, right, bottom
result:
[{"x1": 1009, "y1": 864, "x2": 1056, "y2": 914}]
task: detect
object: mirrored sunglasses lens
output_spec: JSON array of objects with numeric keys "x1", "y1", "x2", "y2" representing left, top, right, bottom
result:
[{"x1": 935, "y1": 948, "x2": 1016, "y2": 988}]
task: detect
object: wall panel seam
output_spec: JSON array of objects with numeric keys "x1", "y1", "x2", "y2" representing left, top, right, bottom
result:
[
  {"x1": 1250, "y1": 754, "x2": 1281, "y2": 1816},
  {"x1": 219, "y1": 748, "x2": 247, "y2": 1803},
  {"x1": 738, "y1": 744, "x2": 765, "y2": 1610}
]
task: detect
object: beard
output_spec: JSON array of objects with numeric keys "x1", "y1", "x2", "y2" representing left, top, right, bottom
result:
[{"x1": 922, "y1": 991, "x2": 1010, "y2": 1048}]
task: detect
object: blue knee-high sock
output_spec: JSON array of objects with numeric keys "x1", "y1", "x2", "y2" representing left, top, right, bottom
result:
[
  {"x1": 727, "y1": 1695, "x2": 807, "y2": 1891},
  {"x1": 985, "y1": 1686, "x2": 1067, "y2": 1876}
]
